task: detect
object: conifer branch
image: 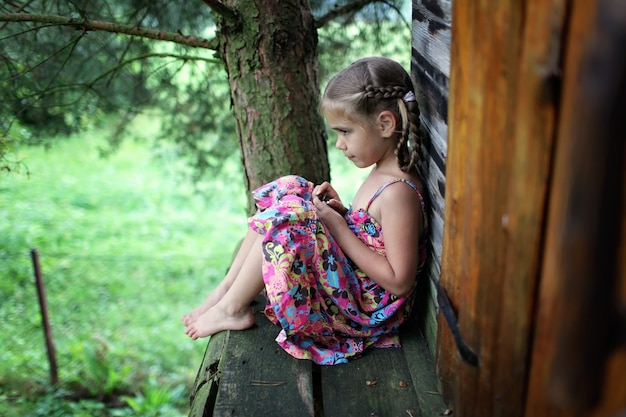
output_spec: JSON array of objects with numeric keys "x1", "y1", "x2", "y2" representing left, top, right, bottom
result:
[
  {"x1": 315, "y1": 0, "x2": 403, "y2": 29},
  {"x1": 0, "y1": 13, "x2": 219, "y2": 49}
]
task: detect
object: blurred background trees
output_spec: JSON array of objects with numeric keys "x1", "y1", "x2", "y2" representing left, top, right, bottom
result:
[{"x1": 0, "y1": 0, "x2": 409, "y2": 197}]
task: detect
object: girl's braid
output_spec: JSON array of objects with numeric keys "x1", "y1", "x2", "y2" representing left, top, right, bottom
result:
[
  {"x1": 400, "y1": 98, "x2": 422, "y2": 173},
  {"x1": 364, "y1": 85, "x2": 405, "y2": 100}
]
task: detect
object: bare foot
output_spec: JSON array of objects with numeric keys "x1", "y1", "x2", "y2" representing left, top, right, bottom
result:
[
  {"x1": 181, "y1": 285, "x2": 230, "y2": 326},
  {"x1": 181, "y1": 300, "x2": 214, "y2": 326},
  {"x1": 184, "y1": 303, "x2": 255, "y2": 340}
]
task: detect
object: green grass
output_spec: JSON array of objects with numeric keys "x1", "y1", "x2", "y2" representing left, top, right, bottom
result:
[
  {"x1": 0, "y1": 120, "x2": 248, "y2": 416},
  {"x1": 0, "y1": 115, "x2": 368, "y2": 416}
]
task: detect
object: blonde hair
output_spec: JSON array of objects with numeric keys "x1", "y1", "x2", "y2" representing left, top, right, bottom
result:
[
  {"x1": 320, "y1": 57, "x2": 421, "y2": 172},
  {"x1": 321, "y1": 57, "x2": 422, "y2": 172}
]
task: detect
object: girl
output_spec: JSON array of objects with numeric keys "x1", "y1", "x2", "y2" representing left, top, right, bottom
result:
[{"x1": 183, "y1": 56, "x2": 428, "y2": 365}]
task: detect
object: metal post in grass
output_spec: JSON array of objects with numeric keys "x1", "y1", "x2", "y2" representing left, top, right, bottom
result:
[{"x1": 30, "y1": 248, "x2": 59, "y2": 386}]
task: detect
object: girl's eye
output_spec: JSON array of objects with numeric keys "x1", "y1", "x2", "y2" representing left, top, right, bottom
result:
[{"x1": 339, "y1": 129, "x2": 349, "y2": 136}]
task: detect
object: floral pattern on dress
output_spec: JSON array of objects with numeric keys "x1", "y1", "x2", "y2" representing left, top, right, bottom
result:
[{"x1": 248, "y1": 175, "x2": 427, "y2": 365}]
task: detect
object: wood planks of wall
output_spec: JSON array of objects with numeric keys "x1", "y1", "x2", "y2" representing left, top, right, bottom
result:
[
  {"x1": 525, "y1": 0, "x2": 626, "y2": 415},
  {"x1": 440, "y1": 0, "x2": 547, "y2": 415},
  {"x1": 438, "y1": 0, "x2": 626, "y2": 415},
  {"x1": 411, "y1": 0, "x2": 452, "y2": 357}
]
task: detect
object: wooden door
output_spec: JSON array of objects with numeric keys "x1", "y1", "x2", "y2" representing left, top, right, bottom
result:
[
  {"x1": 437, "y1": 0, "x2": 626, "y2": 415},
  {"x1": 524, "y1": 0, "x2": 626, "y2": 415}
]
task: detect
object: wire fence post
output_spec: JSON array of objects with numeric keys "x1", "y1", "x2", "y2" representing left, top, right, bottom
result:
[{"x1": 30, "y1": 248, "x2": 59, "y2": 386}]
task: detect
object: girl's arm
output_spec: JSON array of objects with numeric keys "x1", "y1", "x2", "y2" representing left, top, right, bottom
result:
[{"x1": 313, "y1": 184, "x2": 423, "y2": 297}]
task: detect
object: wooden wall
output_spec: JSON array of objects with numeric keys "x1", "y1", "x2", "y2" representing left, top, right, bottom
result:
[
  {"x1": 524, "y1": 0, "x2": 626, "y2": 414},
  {"x1": 440, "y1": 0, "x2": 554, "y2": 413},
  {"x1": 411, "y1": 0, "x2": 626, "y2": 415},
  {"x1": 411, "y1": 0, "x2": 452, "y2": 353}
]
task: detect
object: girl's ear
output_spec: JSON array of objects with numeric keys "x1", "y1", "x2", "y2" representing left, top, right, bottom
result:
[{"x1": 377, "y1": 111, "x2": 397, "y2": 138}]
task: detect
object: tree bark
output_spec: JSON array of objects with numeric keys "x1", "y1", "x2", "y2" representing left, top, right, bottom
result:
[{"x1": 214, "y1": 0, "x2": 330, "y2": 204}]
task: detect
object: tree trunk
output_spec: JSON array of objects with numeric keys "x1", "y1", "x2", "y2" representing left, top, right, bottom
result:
[{"x1": 214, "y1": 0, "x2": 330, "y2": 206}]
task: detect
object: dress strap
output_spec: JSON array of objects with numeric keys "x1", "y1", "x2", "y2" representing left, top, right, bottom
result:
[{"x1": 365, "y1": 179, "x2": 429, "y2": 234}]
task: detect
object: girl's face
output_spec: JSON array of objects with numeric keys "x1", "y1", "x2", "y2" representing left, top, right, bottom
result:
[{"x1": 323, "y1": 107, "x2": 395, "y2": 169}]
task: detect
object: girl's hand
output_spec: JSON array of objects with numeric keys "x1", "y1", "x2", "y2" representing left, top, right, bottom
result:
[{"x1": 312, "y1": 182, "x2": 347, "y2": 216}]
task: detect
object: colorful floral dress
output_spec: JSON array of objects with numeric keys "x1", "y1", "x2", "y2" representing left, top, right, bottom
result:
[{"x1": 248, "y1": 175, "x2": 428, "y2": 365}]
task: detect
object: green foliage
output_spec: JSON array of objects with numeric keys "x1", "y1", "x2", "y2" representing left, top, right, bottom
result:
[
  {"x1": 0, "y1": 0, "x2": 409, "y2": 182},
  {"x1": 67, "y1": 341, "x2": 133, "y2": 399},
  {"x1": 24, "y1": 389, "x2": 108, "y2": 417},
  {"x1": 315, "y1": 1, "x2": 410, "y2": 81},
  {"x1": 0, "y1": 120, "x2": 248, "y2": 416},
  {"x1": 0, "y1": 102, "x2": 371, "y2": 417},
  {"x1": 115, "y1": 378, "x2": 186, "y2": 417},
  {"x1": 0, "y1": 0, "x2": 223, "y2": 176}
]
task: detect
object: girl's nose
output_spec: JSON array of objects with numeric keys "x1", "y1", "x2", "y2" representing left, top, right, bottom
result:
[{"x1": 335, "y1": 136, "x2": 346, "y2": 150}]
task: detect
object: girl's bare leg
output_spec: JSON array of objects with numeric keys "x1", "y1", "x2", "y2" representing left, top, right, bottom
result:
[
  {"x1": 182, "y1": 228, "x2": 260, "y2": 326},
  {"x1": 185, "y1": 234, "x2": 265, "y2": 339}
]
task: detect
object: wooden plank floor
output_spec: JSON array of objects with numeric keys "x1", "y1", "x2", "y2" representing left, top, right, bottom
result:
[
  {"x1": 193, "y1": 298, "x2": 315, "y2": 417},
  {"x1": 189, "y1": 295, "x2": 448, "y2": 417},
  {"x1": 321, "y1": 345, "x2": 423, "y2": 417}
]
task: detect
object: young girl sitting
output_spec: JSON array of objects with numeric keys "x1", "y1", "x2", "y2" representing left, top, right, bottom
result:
[{"x1": 182, "y1": 56, "x2": 428, "y2": 365}]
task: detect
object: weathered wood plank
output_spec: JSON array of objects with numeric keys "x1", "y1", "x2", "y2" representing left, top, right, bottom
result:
[
  {"x1": 321, "y1": 345, "x2": 422, "y2": 417},
  {"x1": 439, "y1": 0, "x2": 565, "y2": 415},
  {"x1": 189, "y1": 330, "x2": 229, "y2": 417},
  {"x1": 412, "y1": 0, "x2": 452, "y2": 360},
  {"x1": 525, "y1": 0, "x2": 626, "y2": 414},
  {"x1": 401, "y1": 327, "x2": 449, "y2": 416},
  {"x1": 413, "y1": 48, "x2": 449, "y2": 155},
  {"x1": 424, "y1": 186, "x2": 444, "y2": 258},
  {"x1": 414, "y1": 0, "x2": 453, "y2": 23},
  {"x1": 412, "y1": 7, "x2": 451, "y2": 78},
  {"x1": 211, "y1": 297, "x2": 315, "y2": 417},
  {"x1": 412, "y1": 263, "x2": 441, "y2": 358}
]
